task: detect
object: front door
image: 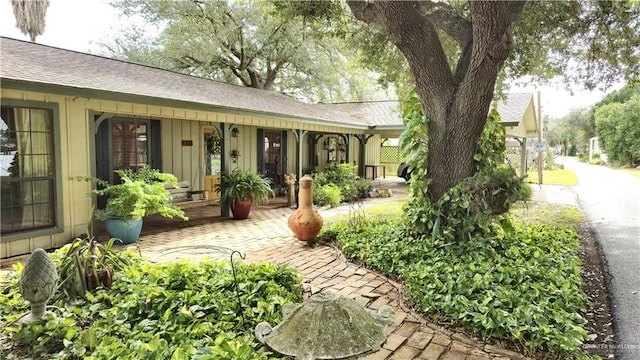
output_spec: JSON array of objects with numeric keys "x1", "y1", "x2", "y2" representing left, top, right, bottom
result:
[{"x1": 203, "y1": 128, "x2": 221, "y2": 199}]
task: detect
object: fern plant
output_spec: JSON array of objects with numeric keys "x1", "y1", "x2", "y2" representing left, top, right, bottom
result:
[{"x1": 82, "y1": 166, "x2": 187, "y2": 221}]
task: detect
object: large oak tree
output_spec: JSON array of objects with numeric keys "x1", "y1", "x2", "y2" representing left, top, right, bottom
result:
[
  {"x1": 346, "y1": 1, "x2": 639, "y2": 202},
  {"x1": 104, "y1": 0, "x2": 389, "y2": 102}
]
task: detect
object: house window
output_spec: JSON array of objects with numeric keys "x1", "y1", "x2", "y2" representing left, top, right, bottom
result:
[
  {"x1": 112, "y1": 120, "x2": 148, "y2": 171},
  {"x1": 0, "y1": 104, "x2": 56, "y2": 235}
]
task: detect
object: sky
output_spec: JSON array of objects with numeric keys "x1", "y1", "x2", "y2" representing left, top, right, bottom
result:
[{"x1": 0, "y1": 0, "x2": 622, "y2": 119}]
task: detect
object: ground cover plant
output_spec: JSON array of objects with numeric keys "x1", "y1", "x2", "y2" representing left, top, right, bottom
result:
[
  {"x1": 319, "y1": 212, "x2": 594, "y2": 359},
  {"x1": 318, "y1": 195, "x2": 608, "y2": 360},
  {"x1": 0, "y1": 248, "x2": 301, "y2": 359}
]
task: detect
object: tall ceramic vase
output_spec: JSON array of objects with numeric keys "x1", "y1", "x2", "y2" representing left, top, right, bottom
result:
[{"x1": 288, "y1": 175, "x2": 323, "y2": 241}]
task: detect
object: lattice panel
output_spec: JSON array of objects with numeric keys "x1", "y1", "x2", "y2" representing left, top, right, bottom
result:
[{"x1": 380, "y1": 146, "x2": 402, "y2": 163}]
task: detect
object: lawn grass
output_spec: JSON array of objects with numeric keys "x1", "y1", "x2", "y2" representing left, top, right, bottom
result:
[
  {"x1": 323, "y1": 198, "x2": 406, "y2": 224},
  {"x1": 510, "y1": 201, "x2": 584, "y2": 228},
  {"x1": 328, "y1": 198, "x2": 583, "y2": 229},
  {"x1": 527, "y1": 168, "x2": 579, "y2": 185},
  {"x1": 619, "y1": 168, "x2": 640, "y2": 178}
]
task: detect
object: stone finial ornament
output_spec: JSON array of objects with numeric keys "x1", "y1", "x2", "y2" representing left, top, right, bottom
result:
[
  {"x1": 19, "y1": 248, "x2": 58, "y2": 323},
  {"x1": 255, "y1": 292, "x2": 394, "y2": 359}
]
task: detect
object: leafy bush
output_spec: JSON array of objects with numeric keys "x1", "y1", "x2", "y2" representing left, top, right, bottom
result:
[
  {"x1": 311, "y1": 163, "x2": 365, "y2": 202},
  {"x1": 313, "y1": 184, "x2": 342, "y2": 207},
  {"x1": 1, "y1": 253, "x2": 301, "y2": 359},
  {"x1": 594, "y1": 91, "x2": 640, "y2": 166},
  {"x1": 321, "y1": 219, "x2": 592, "y2": 359}
]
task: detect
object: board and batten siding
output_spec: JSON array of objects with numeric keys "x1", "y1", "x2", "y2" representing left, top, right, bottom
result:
[
  {"x1": 365, "y1": 135, "x2": 383, "y2": 166},
  {"x1": 1, "y1": 88, "x2": 370, "y2": 258}
]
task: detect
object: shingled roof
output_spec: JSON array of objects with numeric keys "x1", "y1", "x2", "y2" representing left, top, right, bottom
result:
[
  {"x1": 494, "y1": 93, "x2": 534, "y2": 126},
  {"x1": 1, "y1": 37, "x2": 535, "y2": 134},
  {"x1": 321, "y1": 101, "x2": 403, "y2": 127},
  {"x1": 0, "y1": 37, "x2": 368, "y2": 128}
]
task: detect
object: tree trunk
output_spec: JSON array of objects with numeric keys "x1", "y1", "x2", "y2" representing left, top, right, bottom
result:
[{"x1": 348, "y1": 1, "x2": 526, "y2": 202}]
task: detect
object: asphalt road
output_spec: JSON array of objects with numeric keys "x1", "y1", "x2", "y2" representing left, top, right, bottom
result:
[{"x1": 558, "y1": 157, "x2": 640, "y2": 359}]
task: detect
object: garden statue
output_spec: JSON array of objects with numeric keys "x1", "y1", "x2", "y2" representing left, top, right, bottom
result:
[
  {"x1": 288, "y1": 175, "x2": 323, "y2": 241},
  {"x1": 284, "y1": 173, "x2": 297, "y2": 208},
  {"x1": 255, "y1": 291, "x2": 394, "y2": 359},
  {"x1": 19, "y1": 248, "x2": 58, "y2": 323}
]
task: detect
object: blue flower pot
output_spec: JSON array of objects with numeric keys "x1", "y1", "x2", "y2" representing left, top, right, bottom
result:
[{"x1": 105, "y1": 217, "x2": 143, "y2": 245}]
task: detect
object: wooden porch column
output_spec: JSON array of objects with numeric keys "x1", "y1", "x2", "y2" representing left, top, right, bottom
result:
[
  {"x1": 220, "y1": 123, "x2": 232, "y2": 217},
  {"x1": 520, "y1": 137, "x2": 528, "y2": 178},
  {"x1": 292, "y1": 129, "x2": 307, "y2": 180},
  {"x1": 308, "y1": 134, "x2": 323, "y2": 171},
  {"x1": 354, "y1": 134, "x2": 373, "y2": 178}
]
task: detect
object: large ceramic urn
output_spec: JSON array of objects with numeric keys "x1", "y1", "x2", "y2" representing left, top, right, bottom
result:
[{"x1": 288, "y1": 175, "x2": 323, "y2": 241}]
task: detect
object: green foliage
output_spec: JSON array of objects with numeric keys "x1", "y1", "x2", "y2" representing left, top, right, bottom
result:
[
  {"x1": 82, "y1": 166, "x2": 187, "y2": 221},
  {"x1": 216, "y1": 168, "x2": 275, "y2": 205},
  {"x1": 54, "y1": 236, "x2": 142, "y2": 303},
  {"x1": 1, "y1": 253, "x2": 302, "y2": 359},
  {"x1": 594, "y1": 86, "x2": 640, "y2": 166},
  {"x1": 106, "y1": 0, "x2": 391, "y2": 103},
  {"x1": 313, "y1": 184, "x2": 342, "y2": 207},
  {"x1": 507, "y1": 1, "x2": 639, "y2": 89},
  {"x1": 475, "y1": 109, "x2": 507, "y2": 172},
  {"x1": 546, "y1": 109, "x2": 594, "y2": 156},
  {"x1": 311, "y1": 163, "x2": 363, "y2": 203},
  {"x1": 320, "y1": 218, "x2": 592, "y2": 359}
]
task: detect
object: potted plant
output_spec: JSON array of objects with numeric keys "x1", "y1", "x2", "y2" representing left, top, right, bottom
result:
[
  {"x1": 216, "y1": 168, "x2": 274, "y2": 220},
  {"x1": 55, "y1": 236, "x2": 120, "y2": 302},
  {"x1": 84, "y1": 166, "x2": 188, "y2": 244}
]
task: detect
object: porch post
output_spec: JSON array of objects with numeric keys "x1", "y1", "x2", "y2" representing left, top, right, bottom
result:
[
  {"x1": 292, "y1": 130, "x2": 307, "y2": 180},
  {"x1": 308, "y1": 134, "x2": 323, "y2": 171},
  {"x1": 355, "y1": 134, "x2": 373, "y2": 178},
  {"x1": 221, "y1": 123, "x2": 232, "y2": 217},
  {"x1": 520, "y1": 137, "x2": 528, "y2": 178}
]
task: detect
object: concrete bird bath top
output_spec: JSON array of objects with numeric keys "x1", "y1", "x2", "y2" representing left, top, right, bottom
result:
[{"x1": 255, "y1": 291, "x2": 394, "y2": 359}]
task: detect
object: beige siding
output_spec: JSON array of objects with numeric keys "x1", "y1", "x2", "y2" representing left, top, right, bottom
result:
[
  {"x1": 365, "y1": 135, "x2": 382, "y2": 165},
  {"x1": 0, "y1": 89, "x2": 368, "y2": 258}
]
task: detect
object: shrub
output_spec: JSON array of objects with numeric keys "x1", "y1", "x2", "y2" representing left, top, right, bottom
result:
[
  {"x1": 312, "y1": 163, "x2": 364, "y2": 202},
  {"x1": 313, "y1": 184, "x2": 341, "y2": 207}
]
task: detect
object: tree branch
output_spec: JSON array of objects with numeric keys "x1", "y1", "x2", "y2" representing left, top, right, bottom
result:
[
  {"x1": 348, "y1": 1, "x2": 455, "y2": 116},
  {"x1": 425, "y1": 8, "x2": 472, "y2": 47}
]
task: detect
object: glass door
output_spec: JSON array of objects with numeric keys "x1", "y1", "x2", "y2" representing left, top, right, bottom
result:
[{"x1": 204, "y1": 128, "x2": 221, "y2": 199}]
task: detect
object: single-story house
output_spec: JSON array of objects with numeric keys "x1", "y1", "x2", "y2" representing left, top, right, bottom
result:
[{"x1": 0, "y1": 37, "x2": 537, "y2": 258}]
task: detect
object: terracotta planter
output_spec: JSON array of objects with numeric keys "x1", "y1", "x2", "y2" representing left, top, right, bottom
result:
[
  {"x1": 231, "y1": 196, "x2": 253, "y2": 220},
  {"x1": 288, "y1": 175, "x2": 323, "y2": 241}
]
